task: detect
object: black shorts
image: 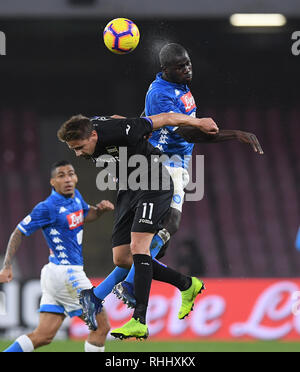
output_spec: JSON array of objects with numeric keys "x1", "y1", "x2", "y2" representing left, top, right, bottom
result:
[{"x1": 112, "y1": 177, "x2": 174, "y2": 248}]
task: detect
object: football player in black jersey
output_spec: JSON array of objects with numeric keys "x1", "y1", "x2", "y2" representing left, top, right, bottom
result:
[{"x1": 58, "y1": 112, "x2": 218, "y2": 339}]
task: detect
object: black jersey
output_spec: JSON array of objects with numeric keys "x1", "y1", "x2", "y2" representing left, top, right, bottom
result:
[
  {"x1": 91, "y1": 116, "x2": 160, "y2": 157},
  {"x1": 90, "y1": 116, "x2": 164, "y2": 185}
]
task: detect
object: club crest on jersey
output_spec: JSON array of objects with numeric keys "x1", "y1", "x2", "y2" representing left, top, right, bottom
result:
[
  {"x1": 180, "y1": 91, "x2": 196, "y2": 112},
  {"x1": 67, "y1": 210, "x2": 84, "y2": 230}
]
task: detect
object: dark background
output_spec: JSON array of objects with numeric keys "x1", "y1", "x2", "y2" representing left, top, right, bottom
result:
[{"x1": 0, "y1": 16, "x2": 299, "y2": 279}]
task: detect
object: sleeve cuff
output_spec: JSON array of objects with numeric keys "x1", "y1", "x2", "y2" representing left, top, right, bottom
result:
[
  {"x1": 17, "y1": 224, "x2": 29, "y2": 236},
  {"x1": 143, "y1": 117, "x2": 153, "y2": 129}
]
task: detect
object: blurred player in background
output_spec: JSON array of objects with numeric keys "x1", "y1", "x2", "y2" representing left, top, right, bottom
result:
[
  {"x1": 0, "y1": 161, "x2": 114, "y2": 352},
  {"x1": 113, "y1": 43, "x2": 264, "y2": 307}
]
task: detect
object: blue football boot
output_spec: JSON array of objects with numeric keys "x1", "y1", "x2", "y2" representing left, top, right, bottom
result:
[
  {"x1": 113, "y1": 281, "x2": 136, "y2": 309},
  {"x1": 79, "y1": 288, "x2": 103, "y2": 331}
]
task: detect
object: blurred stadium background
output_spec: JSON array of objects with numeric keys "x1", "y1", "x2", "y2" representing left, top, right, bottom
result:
[{"x1": 0, "y1": 0, "x2": 300, "y2": 351}]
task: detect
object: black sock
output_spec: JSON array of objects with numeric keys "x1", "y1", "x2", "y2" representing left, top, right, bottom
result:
[
  {"x1": 152, "y1": 258, "x2": 192, "y2": 291},
  {"x1": 132, "y1": 254, "x2": 153, "y2": 324}
]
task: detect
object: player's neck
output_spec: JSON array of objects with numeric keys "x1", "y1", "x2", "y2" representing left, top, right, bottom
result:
[{"x1": 55, "y1": 189, "x2": 75, "y2": 199}]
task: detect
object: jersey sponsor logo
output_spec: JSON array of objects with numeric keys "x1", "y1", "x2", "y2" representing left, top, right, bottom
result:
[
  {"x1": 67, "y1": 210, "x2": 84, "y2": 230},
  {"x1": 180, "y1": 91, "x2": 196, "y2": 112},
  {"x1": 139, "y1": 218, "x2": 153, "y2": 225}
]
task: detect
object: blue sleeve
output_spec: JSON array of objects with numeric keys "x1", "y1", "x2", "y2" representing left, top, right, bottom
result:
[
  {"x1": 75, "y1": 190, "x2": 90, "y2": 218},
  {"x1": 145, "y1": 90, "x2": 182, "y2": 116},
  {"x1": 17, "y1": 202, "x2": 55, "y2": 236}
]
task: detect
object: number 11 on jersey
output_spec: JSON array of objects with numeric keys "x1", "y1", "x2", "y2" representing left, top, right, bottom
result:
[{"x1": 142, "y1": 202, "x2": 154, "y2": 220}]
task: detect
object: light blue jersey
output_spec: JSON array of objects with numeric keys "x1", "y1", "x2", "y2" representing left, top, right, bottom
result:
[
  {"x1": 145, "y1": 72, "x2": 196, "y2": 169},
  {"x1": 17, "y1": 189, "x2": 90, "y2": 266}
]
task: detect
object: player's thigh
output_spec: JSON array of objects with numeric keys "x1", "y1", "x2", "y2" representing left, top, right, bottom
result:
[
  {"x1": 112, "y1": 244, "x2": 132, "y2": 267},
  {"x1": 111, "y1": 192, "x2": 134, "y2": 251},
  {"x1": 165, "y1": 166, "x2": 189, "y2": 213},
  {"x1": 131, "y1": 187, "x2": 173, "y2": 237}
]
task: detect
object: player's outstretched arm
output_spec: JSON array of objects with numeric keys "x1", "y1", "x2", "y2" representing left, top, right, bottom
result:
[
  {"x1": 149, "y1": 113, "x2": 219, "y2": 135},
  {"x1": 0, "y1": 228, "x2": 24, "y2": 283},
  {"x1": 176, "y1": 127, "x2": 264, "y2": 154},
  {"x1": 84, "y1": 200, "x2": 115, "y2": 223}
]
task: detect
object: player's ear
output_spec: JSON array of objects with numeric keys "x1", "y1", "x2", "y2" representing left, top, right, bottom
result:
[
  {"x1": 50, "y1": 178, "x2": 55, "y2": 188},
  {"x1": 91, "y1": 130, "x2": 98, "y2": 139}
]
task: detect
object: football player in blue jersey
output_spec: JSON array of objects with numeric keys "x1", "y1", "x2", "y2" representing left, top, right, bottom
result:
[
  {"x1": 113, "y1": 43, "x2": 264, "y2": 307},
  {"x1": 0, "y1": 160, "x2": 114, "y2": 352}
]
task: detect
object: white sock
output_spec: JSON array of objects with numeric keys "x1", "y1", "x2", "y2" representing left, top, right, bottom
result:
[
  {"x1": 84, "y1": 341, "x2": 105, "y2": 352},
  {"x1": 16, "y1": 335, "x2": 34, "y2": 352}
]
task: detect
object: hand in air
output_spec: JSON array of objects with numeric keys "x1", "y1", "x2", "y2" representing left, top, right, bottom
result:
[{"x1": 236, "y1": 131, "x2": 264, "y2": 154}]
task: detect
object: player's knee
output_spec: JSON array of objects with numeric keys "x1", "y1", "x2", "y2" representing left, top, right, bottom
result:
[
  {"x1": 113, "y1": 255, "x2": 131, "y2": 268},
  {"x1": 172, "y1": 217, "x2": 180, "y2": 234},
  {"x1": 130, "y1": 240, "x2": 150, "y2": 255},
  {"x1": 166, "y1": 208, "x2": 181, "y2": 235}
]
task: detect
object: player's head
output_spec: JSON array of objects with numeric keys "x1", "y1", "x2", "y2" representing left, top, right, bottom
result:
[
  {"x1": 50, "y1": 160, "x2": 78, "y2": 197},
  {"x1": 159, "y1": 43, "x2": 192, "y2": 85},
  {"x1": 57, "y1": 115, "x2": 98, "y2": 158}
]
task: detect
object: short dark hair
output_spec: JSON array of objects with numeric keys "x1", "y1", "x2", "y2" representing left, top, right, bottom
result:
[
  {"x1": 57, "y1": 114, "x2": 93, "y2": 142},
  {"x1": 159, "y1": 43, "x2": 188, "y2": 68},
  {"x1": 51, "y1": 160, "x2": 73, "y2": 178}
]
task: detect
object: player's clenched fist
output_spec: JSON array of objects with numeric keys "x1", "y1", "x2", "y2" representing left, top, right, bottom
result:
[
  {"x1": 198, "y1": 117, "x2": 219, "y2": 135},
  {"x1": 96, "y1": 200, "x2": 115, "y2": 213},
  {"x1": 0, "y1": 267, "x2": 13, "y2": 283}
]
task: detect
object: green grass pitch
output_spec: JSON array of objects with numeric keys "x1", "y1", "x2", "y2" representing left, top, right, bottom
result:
[{"x1": 0, "y1": 339, "x2": 299, "y2": 352}]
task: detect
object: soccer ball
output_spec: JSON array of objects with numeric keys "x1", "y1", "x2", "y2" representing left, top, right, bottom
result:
[{"x1": 103, "y1": 18, "x2": 140, "y2": 55}]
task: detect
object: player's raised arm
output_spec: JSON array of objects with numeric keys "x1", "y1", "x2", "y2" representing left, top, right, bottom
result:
[
  {"x1": 0, "y1": 228, "x2": 24, "y2": 283},
  {"x1": 84, "y1": 200, "x2": 115, "y2": 223},
  {"x1": 148, "y1": 113, "x2": 219, "y2": 135},
  {"x1": 176, "y1": 127, "x2": 264, "y2": 155}
]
